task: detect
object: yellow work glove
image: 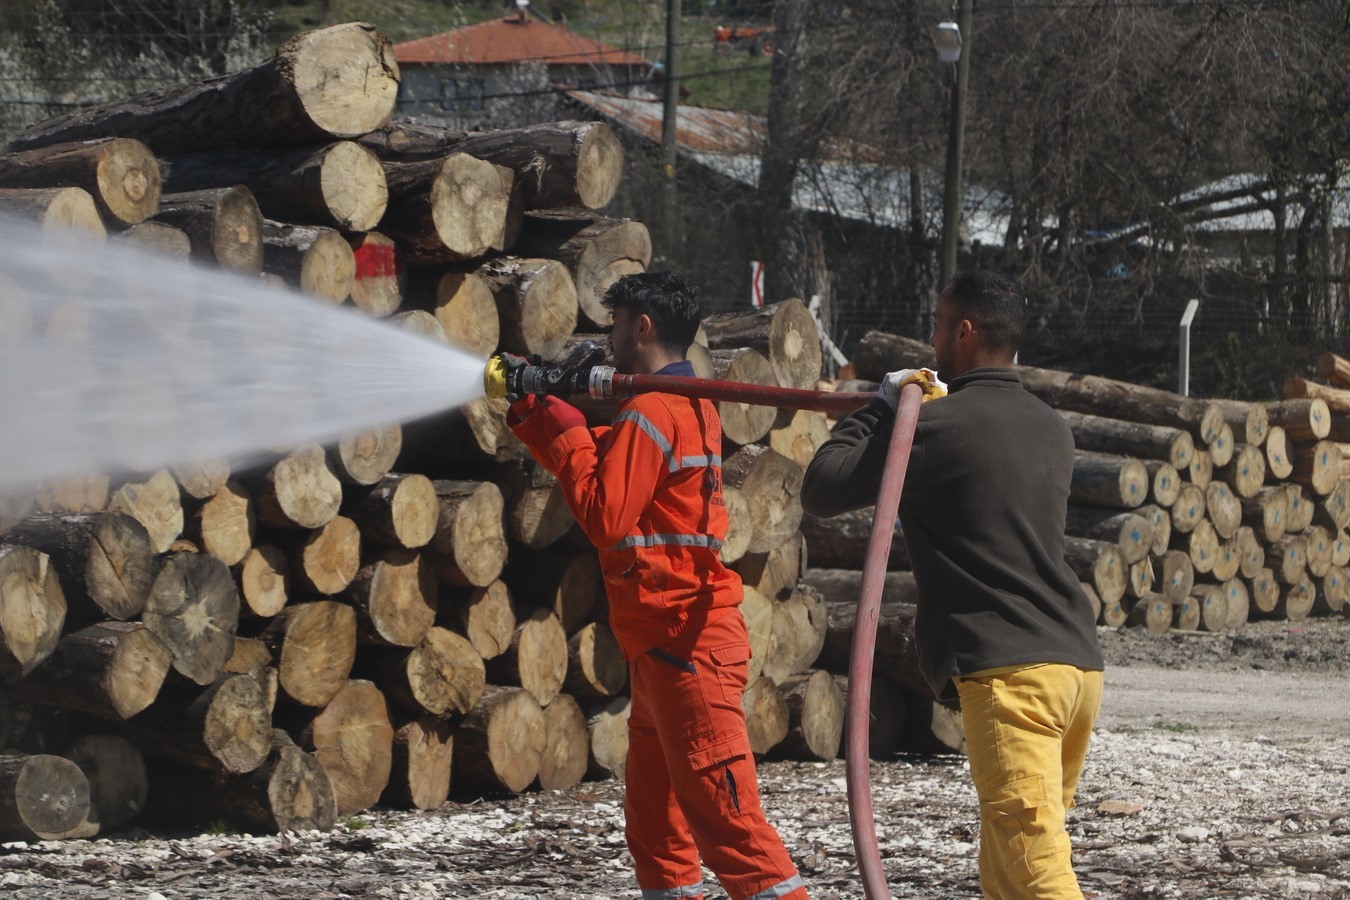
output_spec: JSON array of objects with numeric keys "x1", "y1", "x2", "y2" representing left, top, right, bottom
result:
[{"x1": 879, "y1": 368, "x2": 948, "y2": 409}]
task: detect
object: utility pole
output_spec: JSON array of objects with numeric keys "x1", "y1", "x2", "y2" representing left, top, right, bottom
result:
[
  {"x1": 939, "y1": 0, "x2": 972, "y2": 287},
  {"x1": 660, "y1": 0, "x2": 680, "y2": 264}
]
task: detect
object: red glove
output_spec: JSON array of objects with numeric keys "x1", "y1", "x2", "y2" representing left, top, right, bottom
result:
[{"x1": 507, "y1": 395, "x2": 587, "y2": 445}]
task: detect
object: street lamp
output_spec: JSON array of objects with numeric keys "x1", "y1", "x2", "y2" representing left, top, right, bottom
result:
[{"x1": 936, "y1": 2, "x2": 971, "y2": 287}]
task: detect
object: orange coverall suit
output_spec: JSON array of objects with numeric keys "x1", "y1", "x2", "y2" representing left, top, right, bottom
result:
[{"x1": 510, "y1": 373, "x2": 806, "y2": 900}]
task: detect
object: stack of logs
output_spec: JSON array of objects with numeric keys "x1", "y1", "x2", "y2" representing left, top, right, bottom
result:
[
  {"x1": 0, "y1": 22, "x2": 880, "y2": 844},
  {"x1": 845, "y1": 332, "x2": 1350, "y2": 641}
]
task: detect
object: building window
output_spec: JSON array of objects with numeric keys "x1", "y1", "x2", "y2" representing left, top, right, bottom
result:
[{"x1": 441, "y1": 78, "x2": 486, "y2": 112}]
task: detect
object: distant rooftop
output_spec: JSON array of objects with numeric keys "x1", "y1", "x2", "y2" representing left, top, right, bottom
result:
[{"x1": 394, "y1": 13, "x2": 649, "y2": 68}]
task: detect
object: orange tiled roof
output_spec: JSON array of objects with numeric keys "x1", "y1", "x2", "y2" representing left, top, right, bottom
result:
[{"x1": 394, "y1": 15, "x2": 649, "y2": 67}]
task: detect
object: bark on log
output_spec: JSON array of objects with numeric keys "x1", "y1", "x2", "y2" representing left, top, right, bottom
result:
[
  {"x1": 1216, "y1": 401, "x2": 1268, "y2": 448},
  {"x1": 380, "y1": 153, "x2": 510, "y2": 263},
  {"x1": 2, "y1": 512, "x2": 155, "y2": 621},
  {"x1": 500, "y1": 464, "x2": 576, "y2": 551},
  {"x1": 176, "y1": 729, "x2": 337, "y2": 833},
  {"x1": 261, "y1": 222, "x2": 356, "y2": 303},
  {"x1": 484, "y1": 609, "x2": 569, "y2": 706},
  {"x1": 397, "y1": 398, "x2": 526, "y2": 477},
  {"x1": 130, "y1": 672, "x2": 271, "y2": 773},
  {"x1": 1315, "y1": 353, "x2": 1350, "y2": 388},
  {"x1": 539, "y1": 694, "x2": 589, "y2": 791},
  {"x1": 330, "y1": 426, "x2": 403, "y2": 487},
  {"x1": 286, "y1": 679, "x2": 393, "y2": 816},
  {"x1": 734, "y1": 533, "x2": 806, "y2": 600},
  {"x1": 584, "y1": 696, "x2": 630, "y2": 781},
  {"x1": 742, "y1": 675, "x2": 790, "y2": 755},
  {"x1": 366, "y1": 626, "x2": 485, "y2": 717},
  {"x1": 707, "y1": 347, "x2": 780, "y2": 445},
  {"x1": 360, "y1": 120, "x2": 623, "y2": 210},
  {"x1": 805, "y1": 567, "x2": 921, "y2": 609},
  {"x1": 108, "y1": 469, "x2": 183, "y2": 555},
  {"x1": 450, "y1": 579, "x2": 517, "y2": 661},
  {"x1": 345, "y1": 474, "x2": 438, "y2": 550},
  {"x1": 0, "y1": 754, "x2": 91, "y2": 841},
  {"x1": 0, "y1": 138, "x2": 161, "y2": 226},
  {"x1": 801, "y1": 509, "x2": 910, "y2": 571},
  {"x1": 254, "y1": 446, "x2": 343, "y2": 531},
  {"x1": 1290, "y1": 440, "x2": 1342, "y2": 496},
  {"x1": 703, "y1": 299, "x2": 823, "y2": 391},
  {"x1": 344, "y1": 550, "x2": 436, "y2": 648},
  {"x1": 285, "y1": 514, "x2": 360, "y2": 596},
  {"x1": 1171, "y1": 483, "x2": 1208, "y2": 534},
  {"x1": 1267, "y1": 399, "x2": 1331, "y2": 442},
  {"x1": 1064, "y1": 508, "x2": 1153, "y2": 564},
  {"x1": 564, "y1": 621, "x2": 627, "y2": 699},
  {"x1": 142, "y1": 551, "x2": 239, "y2": 686},
  {"x1": 475, "y1": 256, "x2": 578, "y2": 360},
  {"x1": 383, "y1": 716, "x2": 453, "y2": 811},
  {"x1": 452, "y1": 685, "x2": 545, "y2": 795},
  {"x1": 1217, "y1": 444, "x2": 1267, "y2": 499},
  {"x1": 723, "y1": 445, "x2": 804, "y2": 554},
  {"x1": 1206, "y1": 481, "x2": 1242, "y2": 540},
  {"x1": 1243, "y1": 488, "x2": 1288, "y2": 543},
  {"x1": 1285, "y1": 377, "x2": 1350, "y2": 415},
  {"x1": 770, "y1": 670, "x2": 845, "y2": 762},
  {"x1": 0, "y1": 544, "x2": 67, "y2": 678},
  {"x1": 899, "y1": 694, "x2": 966, "y2": 756},
  {"x1": 11, "y1": 622, "x2": 169, "y2": 720},
  {"x1": 429, "y1": 480, "x2": 508, "y2": 588},
  {"x1": 61, "y1": 734, "x2": 146, "y2": 835},
  {"x1": 1060, "y1": 409, "x2": 1194, "y2": 469},
  {"x1": 346, "y1": 232, "x2": 404, "y2": 317},
  {"x1": 1072, "y1": 451, "x2": 1149, "y2": 509},
  {"x1": 162, "y1": 141, "x2": 387, "y2": 232},
  {"x1": 819, "y1": 598, "x2": 929, "y2": 696},
  {"x1": 1063, "y1": 537, "x2": 1127, "y2": 606},
  {"x1": 257, "y1": 601, "x2": 356, "y2": 709},
  {"x1": 9, "y1": 23, "x2": 399, "y2": 155},
  {"x1": 185, "y1": 481, "x2": 255, "y2": 567},
  {"x1": 155, "y1": 187, "x2": 263, "y2": 274},
  {"x1": 514, "y1": 212, "x2": 651, "y2": 329},
  {"x1": 1265, "y1": 426, "x2": 1294, "y2": 480}
]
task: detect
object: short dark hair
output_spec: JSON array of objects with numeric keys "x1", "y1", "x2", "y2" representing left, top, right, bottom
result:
[
  {"x1": 946, "y1": 269, "x2": 1027, "y2": 353},
  {"x1": 602, "y1": 272, "x2": 701, "y2": 356}
]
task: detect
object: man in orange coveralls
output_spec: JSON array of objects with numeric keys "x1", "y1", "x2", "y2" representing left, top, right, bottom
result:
[{"x1": 507, "y1": 272, "x2": 808, "y2": 900}]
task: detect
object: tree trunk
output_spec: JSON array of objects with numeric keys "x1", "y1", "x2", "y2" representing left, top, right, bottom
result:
[
  {"x1": 1171, "y1": 592, "x2": 1201, "y2": 631},
  {"x1": 734, "y1": 533, "x2": 806, "y2": 600},
  {"x1": 1247, "y1": 568, "x2": 1279, "y2": 616},
  {"x1": 452, "y1": 685, "x2": 545, "y2": 795},
  {"x1": 34, "y1": 473, "x2": 111, "y2": 515},
  {"x1": 116, "y1": 221, "x2": 191, "y2": 260},
  {"x1": 539, "y1": 694, "x2": 589, "y2": 791},
  {"x1": 514, "y1": 212, "x2": 652, "y2": 329},
  {"x1": 1059, "y1": 410, "x2": 1194, "y2": 469},
  {"x1": 260, "y1": 222, "x2": 356, "y2": 303},
  {"x1": 284, "y1": 515, "x2": 360, "y2": 596},
  {"x1": 1209, "y1": 422, "x2": 1236, "y2": 468},
  {"x1": 429, "y1": 480, "x2": 508, "y2": 588},
  {"x1": 142, "y1": 552, "x2": 240, "y2": 686},
  {"x1": 708, "y1": 348, "x2": 779, "y2": 445},
  {"x1": 585, "y1": 696, "x2": 630, "y2": 781},
  {"x1": 1171, "y1": 483, "x2": 1208, "y2": 534},
  {"x1": 383, "y1": 716, "x2": 453, "y2": 811},
  {"x1": 804, "y1": 567, "x2": 921, "y2": 608},
  {"x1": 1236, "y1": 527, "x2": 1265, "y2": 579},
  {"x1": 413, "y1": 271, "x2": 500, "y2": 360},
  {"x1": 1205, "y1": 482, "x2": 1242, "y2": 540},
  {"x1": 390, "y1": 309, "x2": 449, "y2": 343},
  {"x1": 475, "y1": 256, "x2": 579, "y2": 359},
  {"x1": 330, "y1": 426, "x2": 403, "y2": 487},
  {"x1": 899, "y1": 693, "x2": 966, "y2": 756},
  {"x1": 564, "y1": 621, "x2": 627, "y2": 699},
  {"x1": 1138, "y1": 504, "x2": 1171, "y2": 556},
  {"x1": 1216, "y1": 401, "x2": 1268, "y2": 448},
  {"x1": 450, "y1": 580, "x2": 517, "y2": 662},
  {"x1": 719, "y1": 485, "x2": 753, "y2": 566},
  {"x1": 344, "y1": 550, "x2": 436, "y2": 648},
  {"x1": 9, "y1": 23, "x2": 398, "y2": 155},
  {"x1": 769, "y1": 409, "x2": 832, "y2": 470},
  {"x1": 0, "y1": 187, "x2": 106, "y2": 279},
  {"x1": 1072, "y1": 451, "x2": 1149, "y2": 509},
  {"x1": 1314, "y1": 567, "x2": 1349, "y2": 616},
  {"x1": 770, "y1": 670, "x2": 845, "y2": 762},
  {"x1": 818, "y1": 598, "x2": 929, "y2": 696},
  {"x1": 1174, "y1": 518, "x2": 1219, "y2": 575},
  {"x1": 1290, "y1": 440, "x2": 1342, "y2": 495},
  {"x1": 345, "y1": 474, "x2": 438, "y2": 551},
  {"x1": 396, "y1": 398, "x2": 526, "y2": 477},
  {"x1": 703, "y1": 299, "x2": 824, "y2": 391},
  {"x1": 0, "y1": 138, "x2": 161, "y2": 226},
  {"x1": 172, "y1": 459, "x2": 231, "y2": 501},
  {"x1": 1267, "y1": 399, "x2": 1331, "y2": 442},
  {"x1": 723, "y1": 445, "x2": 804, "y2": 554},
  {"x1": 1125, "y1": 593, "x2": 1172, "y2": 633},
  {"x1": 129, "y1": 672, "x2": 272, "y2": 773},
  {"x1": 1265, "y1": 426, "x2": 1295, "y2": 480},
  {"x1": 286, "y1": 679, "x2": 393, "y2": 816},
  {"x1": 234, "y1": 545, "x2": 289, "y2": 617},
  {"x1": 1063, "y1": 537, "x2": 1127, "y2": 605},
  {"x1": 1142, "y1": 461, "x2": 1182, "y2": 508},
  {"x1": 1221, "y1": 578, "x2": 1250, "y2": 630},
  {"x1": 1063, "y1": 508, "x2": 1153, "y2": 564},
  {"x1": 1285, "y1": 377, "x2": 1350, "y2": 414},
  {"x1": 743, "y1": 586, "x2": 774, "y2": 684},
  {"x1": 223, "y1": 636, "x2": 273, "y2": 678},
  {"x1": 59, "y1": 735, "x2": 145, "y2": 836},
  {"x1": 0, "y1": 754, "x2": 91, "y2": 842},
  {"x1": 3, "y1": 512, "x2": 155, "y2": 621},
  {"x1": 1271, "y1": 579, "x2": 1316, "y2": 622},
  {"x1": 1243, "y1": 487, "x2": 1288, "y2": 543},
  {"x1": 108, "y1": 469, "x2": 184, "y2": 555},
  {"x1": 1315, "y1": 481, "x2": 1350, "y2": 532},
  {"x1": 1211, "y1": 535, "x2": 1242, "y2": 582},
  {"x1": 161, "y1": 141, "x2": 387, "y2": 232},
  {"x1": 184, "y1": 481, "x2": 254, "y2": 567},
  {"x1": 253, "y1": 446, "x2": 343, "y2": 531},
  {"x1": 1268, "y1": 535, "x2": 1309, "y2": 585},
  {"x1": 0, "y1": 544, "x2": 67, "y2": 678},
  {"x1": 10, "y1": 622, "x2": 169, "y2": 720},
  {"x1": 1285, "y1": 484, "x2": 1315, "y2": 532},
  {"x1": 742, "y1": 675, "x2": 790, "y2": 755},
  {"x1": 1315, "y1": 353, "x2": 1350, "y2": 387},
  {"x1": 346, "y1": 232, "x2": 404, "y2": 318},
  {"x1": 155, "y1": 187, "x2": 263, "y2": 274},
  {"x1": 1305, "y1": 525, "x2": 1334, "y2": 579},
  {"x1": 1188, "y1": 449, "x2": 1213, "y2": 489},
  {"x1": 801, "y1": 509, "x2": 909, "y2": 571},
  {"x1": 257, "y1": 601, "x2": 356, "y2": 709},
  {"x1": 500, "y1": 463, "x2": 576, "y2": 551},
  {"x1": 1157, "y1": 549, "x2": 1195, "y2": 603},
  {"x1": 484, "y1": 609, "x2": 569, "y2": 707},
  {"x1": 1217, "y1": 444, "x2": 1267, "y2": 499},
  {"x1": 366, "y1": 626, "x2": 485, "y2": 717},
  {"x1": 1126, "y1": 556, "x2": 1155, "y2": 601},
  {"x1": 379, "y1": 153, "x2": 510, "y2": 264}
]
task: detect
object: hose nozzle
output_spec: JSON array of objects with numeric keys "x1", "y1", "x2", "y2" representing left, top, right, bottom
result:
[{"x1": 483, "y1": 340, "x2": 612, "y2": 401}]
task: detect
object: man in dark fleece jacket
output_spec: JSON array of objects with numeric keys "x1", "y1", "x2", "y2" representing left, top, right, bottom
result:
[{"x1": 802, "y1": 269, "x2": 1103, "y2": 899}]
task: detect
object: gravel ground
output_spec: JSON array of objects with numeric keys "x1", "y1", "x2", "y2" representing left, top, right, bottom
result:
[{"x1": 2, "y1": 618, "x2": 1347, "y2": 899}]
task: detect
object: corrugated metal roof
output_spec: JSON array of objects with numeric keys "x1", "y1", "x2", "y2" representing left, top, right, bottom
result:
[{"x1": 394, "y1": 16, "x2": 648, "y2": 68}]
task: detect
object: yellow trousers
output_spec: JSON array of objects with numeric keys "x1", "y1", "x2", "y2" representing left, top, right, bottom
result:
[{"x1": 954, "y1": 664, "x2": 1103, "y2": 899}]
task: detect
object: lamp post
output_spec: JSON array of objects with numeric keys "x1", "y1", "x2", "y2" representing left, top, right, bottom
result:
[{"x1": 935, "y1": 0, "x2": 972, "y2": 287}]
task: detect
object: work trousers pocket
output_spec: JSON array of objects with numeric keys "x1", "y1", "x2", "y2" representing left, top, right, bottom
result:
[{"x1": 978, "y1": 772, "x2": 1065, "y2": 881}]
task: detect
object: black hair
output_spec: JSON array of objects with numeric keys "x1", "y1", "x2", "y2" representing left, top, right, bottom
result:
[
  {"x1": 946, "y1": 269, "x2": 1027, "y2": 354},
  {"x1": 601, "y1": 272, "x2": 702, "y2": 356}
]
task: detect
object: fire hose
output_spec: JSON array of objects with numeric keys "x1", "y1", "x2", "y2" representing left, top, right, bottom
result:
[{"x1": 484, "y1": 341, "x2": 925, "y2": 899}]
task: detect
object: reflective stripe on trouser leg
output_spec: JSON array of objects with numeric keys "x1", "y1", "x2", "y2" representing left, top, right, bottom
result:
[
  {"x1": 632, "y1": 612, "x2": 807, "y2": 900},
  {"x1": 746, "y1": 873, "x2": 807, "y2": 900},
  {"x1": 641, "y1": 884, "x2": 705, "y2": 899},
  {"x1": 955, "y1": 664, "x2": 1101, "y2": 900}
]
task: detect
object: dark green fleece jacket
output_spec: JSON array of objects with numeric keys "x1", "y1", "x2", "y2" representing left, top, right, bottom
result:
[{"x1": 801, "y1": 367, "x2": 1103, "y2": 699}]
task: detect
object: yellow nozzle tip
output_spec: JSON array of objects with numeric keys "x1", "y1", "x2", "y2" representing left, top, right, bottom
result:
[{"x1": 484, "y1": 356, "x2": 508, "y2": 399}]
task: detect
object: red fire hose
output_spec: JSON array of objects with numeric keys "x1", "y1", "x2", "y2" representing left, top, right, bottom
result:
[{"x1": 846, "y1": 382, "x2": 925, "y2": 899}]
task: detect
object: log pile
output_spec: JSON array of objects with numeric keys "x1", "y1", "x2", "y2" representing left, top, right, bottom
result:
[
  {"x1": 0, "y1": 22, "x2": 871, "y2": 842},
  {"x1": 848, "y1": 331, "x2": 1350, "y2": 637}
]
